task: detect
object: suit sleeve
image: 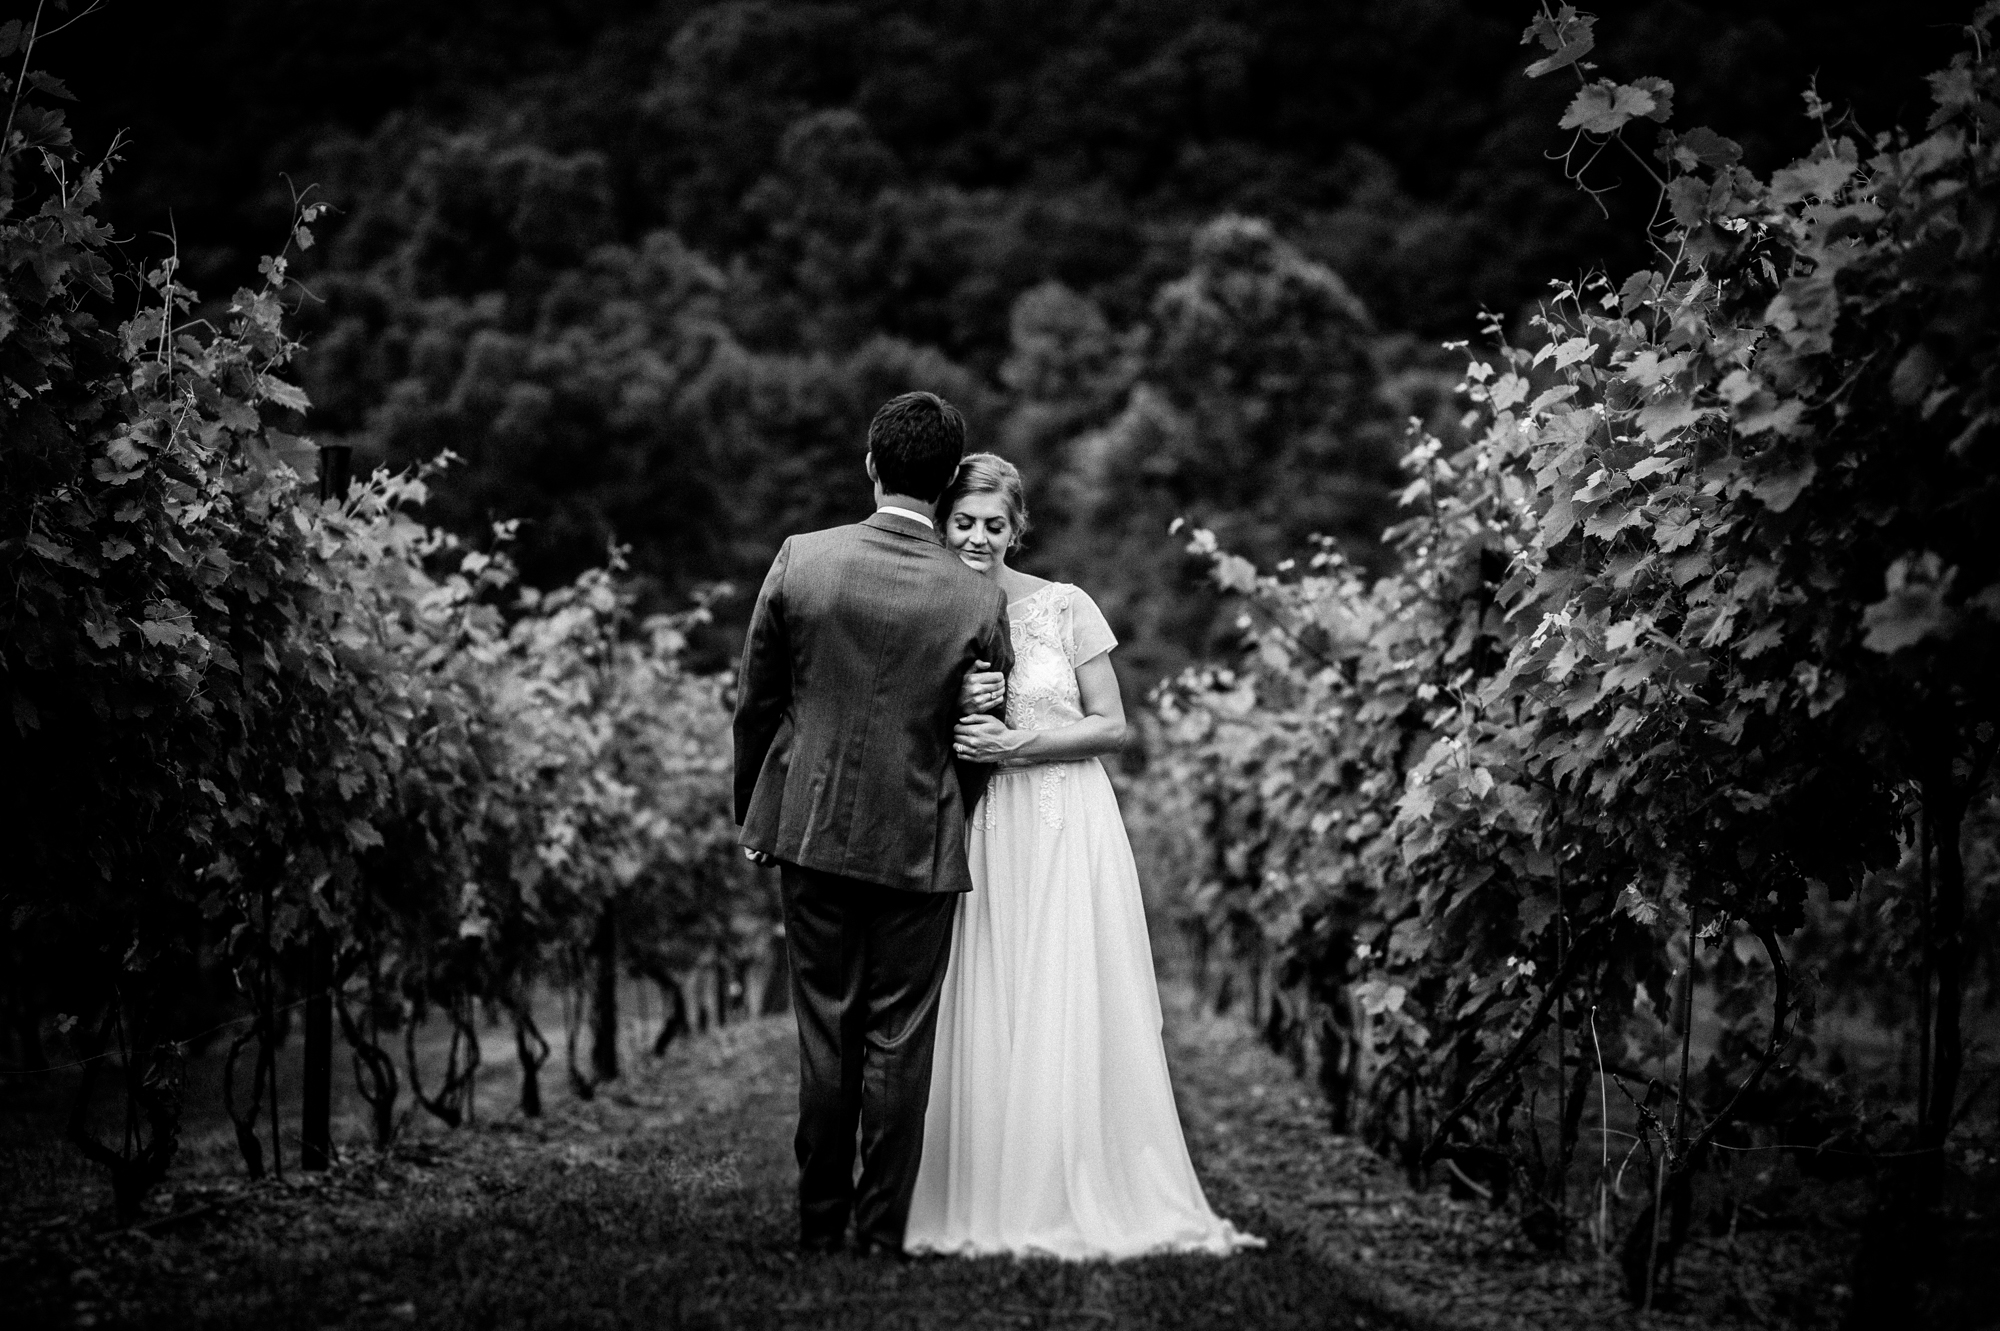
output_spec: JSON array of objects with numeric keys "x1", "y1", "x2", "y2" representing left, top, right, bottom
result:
[
  {"x1": 732, "y1": 538, "x2": 793, "y2": 824},
  {"x1": 982, "y1": 584, "x2": 1016, "y2": 684},
  {"x1": 954, "y1": 583, "x2": 1017, "y2": 819}
]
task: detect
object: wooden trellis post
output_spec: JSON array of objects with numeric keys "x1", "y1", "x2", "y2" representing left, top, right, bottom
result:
[{"x1": 302, "y1": 443, "x2": 353, "y2": 1171}]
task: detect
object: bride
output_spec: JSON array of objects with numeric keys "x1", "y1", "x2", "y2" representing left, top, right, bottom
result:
[{"x1": 903, "y1": 453, "x2": 1262, "y2": 1260}]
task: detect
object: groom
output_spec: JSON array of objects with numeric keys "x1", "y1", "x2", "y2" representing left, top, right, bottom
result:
[{"x1": 733, "y1": 391, "x2": 1013, "y2": 1257}]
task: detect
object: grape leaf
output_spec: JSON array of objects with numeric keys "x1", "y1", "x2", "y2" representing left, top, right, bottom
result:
[
  {"x1": 1736, "y1": 397, "x2": 1806, "y2": 437},
  {"x1": 1862, "y1": 585, "x2": 1955, "y2": 653},
  {"x1": 1560, "y1": 81, "x2": 1661, "y2": 135},
  {"x1": 137, "y1": 619, "x2": 194, "y2": 648},
  {"x1": 1584, "y1": 504, "x2": 1647, "y2": 541},
  {"x1": 25, "y1": 71, "x2": 75, "y2": 102},
  {"x1": 1670, "y1": 126, "x2": 1744, "y2": 170},
  {"x1": 345, "y1": 819, "x2": 386, "y2": 852},
  {"x1": 1666, "y1": 176, "x2": 1712, "y2": 228},
  {"x1": 1636, "y1": 396, "x2": 1709, "y2": 440},
  {"x1": 1624, "y1": 349, "x2": 1689, "y2": 389},
  {"x1": 1654, "y1": 512, "x2": 1701, "y2": 553},
  {"x1": 1630, "y1": 76, "x2": 1675, "y2": 123},
  {"x1": 259, "y1": 377, "x2": 312, "y2": 413},
  {"x1": 1521, "y1": 6, "x2": 1594, "y2": 53},
  {"x1": 1540, "y1": 492, "x2": 1580, "y2": 545},
  {"x1": 1527, "y1": 384, "x2": 1580, "y2": 416},
  {"x1": 1518, "y1": 890, "x2": 1559, "y2": 937},
  {"x1": 1751, "y1": 460, "x2": 1817, "y2": 512},
  {"x1": 1717, "y1": 369, "x2": 1761, "y2": 405},
  {"x1": 1928, "y1": 63, "x2": 1980, "y2": 129},
  {"x1": 1605, "y1": 618, "x2": 1647, "y2": 652},
  {"x1": 1890, "y1": 345, "x2": 1940, "y2": 404},
  {"x1": 1524, "y1": 32, "x2": 1596, "y2": 79},
  {"x1": 1770, "y1": 154, "x2": 1856, "y2": 206},
  {"x1": 1554, "y1": 337, "x2": 1599, "y2": 369}
]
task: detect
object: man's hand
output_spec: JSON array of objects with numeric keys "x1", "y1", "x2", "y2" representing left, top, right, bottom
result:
[
  {"x1": 742, "y1": 847, "x2": 776, "y2": 867},
  {"x1": 958, "y1": 659, "x2": 1006, "y2": 715}
]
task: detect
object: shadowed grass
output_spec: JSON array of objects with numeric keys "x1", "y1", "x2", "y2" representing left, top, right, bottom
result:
[{"x1": 9, "y1": 1012, "x2": 1412, "y2": 1331}]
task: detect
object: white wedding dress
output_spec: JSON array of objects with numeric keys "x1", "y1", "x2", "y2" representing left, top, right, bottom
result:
[{"x1": 904, "y1": 582, "x2": 1262, "y2": 1260}]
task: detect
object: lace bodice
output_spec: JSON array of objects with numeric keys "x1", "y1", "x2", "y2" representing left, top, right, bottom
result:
[
  {"x1": 1002, "y1": 583, "x2": 1118, "y2": 734},
  {"x1": 985, "y1": 583, "x2": 1118, "y2": 830}
]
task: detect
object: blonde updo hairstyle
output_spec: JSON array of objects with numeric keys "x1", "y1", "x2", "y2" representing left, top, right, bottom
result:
[{"x1": 936, "y1": 452, "x2": 1031, "y2": 552}]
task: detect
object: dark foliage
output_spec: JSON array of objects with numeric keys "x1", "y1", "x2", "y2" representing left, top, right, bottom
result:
[{"x1": 55, "y1": 1, "x2": 1975, "y2": 674}]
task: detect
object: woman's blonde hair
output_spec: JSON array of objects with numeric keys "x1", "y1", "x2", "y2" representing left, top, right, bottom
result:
[{"x1": 935, "y1": 452, "x2": 1031, "y2": 549}]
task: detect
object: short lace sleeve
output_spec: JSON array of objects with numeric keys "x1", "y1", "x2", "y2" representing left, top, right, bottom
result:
[{"x1": 1063, "y1": 587, "x2": 1118, "y2": 666}]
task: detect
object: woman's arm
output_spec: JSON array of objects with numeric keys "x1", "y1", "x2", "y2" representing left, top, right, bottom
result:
[{"x1": 952, "y1": 653, "x2": 1127, "y2": 764}]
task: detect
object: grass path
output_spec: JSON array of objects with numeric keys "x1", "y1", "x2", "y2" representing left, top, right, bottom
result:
[
  {"x1": 9, "y1": 977, "x2": 1880, "y2": 1330},
  {"x1": 10, "y1": 989, "x2": 1419, "y2": 1331}
]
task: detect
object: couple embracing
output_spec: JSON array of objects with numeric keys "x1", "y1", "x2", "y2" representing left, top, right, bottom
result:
[{"x1": 732, "y1": 391, "x2": 1261, "y2": 1262}]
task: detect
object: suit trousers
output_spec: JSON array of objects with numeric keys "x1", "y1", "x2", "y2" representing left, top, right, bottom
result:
[{"x1": 779, "y1": 862, "x2": 957, "y2": 1250}]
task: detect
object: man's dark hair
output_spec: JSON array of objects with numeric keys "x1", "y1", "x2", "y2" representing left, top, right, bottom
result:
[{"x1": 868, "y1": 391, "x2": 966, "y2": 502}]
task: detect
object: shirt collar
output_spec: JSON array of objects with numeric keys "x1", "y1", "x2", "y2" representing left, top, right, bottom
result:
[{"x1": 874, "y1": 504, "x2": 934, "y2": 529}]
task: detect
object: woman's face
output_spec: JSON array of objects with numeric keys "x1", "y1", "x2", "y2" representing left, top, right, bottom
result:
[{"x1": 944, "y1": 491, "x2": 1016, "y2": 575}]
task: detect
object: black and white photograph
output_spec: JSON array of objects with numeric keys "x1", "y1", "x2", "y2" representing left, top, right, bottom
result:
[{"x1": 2, "y1": 1, "x2": 1996, "y2": 1327}]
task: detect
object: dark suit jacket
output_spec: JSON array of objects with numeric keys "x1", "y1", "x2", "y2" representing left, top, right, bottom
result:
[{"x1": 732, "y1": 510, "x2": 1015, "y2": 894}]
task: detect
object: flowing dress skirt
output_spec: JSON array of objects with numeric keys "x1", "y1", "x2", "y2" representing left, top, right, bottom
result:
[{"x1": 903, "y1": 758, "x2": 1262, "y2": 1259}]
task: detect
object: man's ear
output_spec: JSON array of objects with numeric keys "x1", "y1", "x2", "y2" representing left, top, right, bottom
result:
[{"x1": 864, "y1": 452, "x2": 878, "y2": 486}]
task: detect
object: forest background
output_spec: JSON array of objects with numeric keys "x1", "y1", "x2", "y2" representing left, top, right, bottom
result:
[{"x1": 62, "y1": 0, "x2": 1979, "y2": 683}]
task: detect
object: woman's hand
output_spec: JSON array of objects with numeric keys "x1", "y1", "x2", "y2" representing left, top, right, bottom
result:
[
  {"x1": 958, "y1": 659, "x2": 1006, "y2": 714},
  {"x1": 953, "y1": 713, "x2": 1022, "y2": 763}
]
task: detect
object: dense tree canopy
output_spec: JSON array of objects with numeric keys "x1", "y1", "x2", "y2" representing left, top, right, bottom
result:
[{"x1": 56, "y1": 0, "x2": 1977, "y2": 677}]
